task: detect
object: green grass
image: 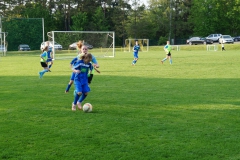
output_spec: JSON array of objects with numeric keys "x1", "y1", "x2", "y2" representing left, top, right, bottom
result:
[{"x1": 1, "y1": 48, "x2": 240, "y2": 160}]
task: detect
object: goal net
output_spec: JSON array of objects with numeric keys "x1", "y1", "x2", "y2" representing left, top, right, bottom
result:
[
  {"x1": 0, "y1": 32, "x2": 8, "y2": 56},
  {"x1": 207, "y1": 45, "x2": 218, "y2": 51},
  {"x1": 124, "y1": 39, "x2": 149, "y2": 52},
  {"x1": 47, "y1": 31, "x2": 115, "y2": 59}
]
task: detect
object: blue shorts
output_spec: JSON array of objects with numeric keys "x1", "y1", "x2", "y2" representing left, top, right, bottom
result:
[
  {"x1": 74, "y1": 82, "x2": 90, "y2": 93},
  {"x1": 133, "y1": 52, "x2": 138, "y2": 59},
  {"x1": 70, "y1": 72, "x2": 75, "y2": 81},
  {"x1": 46, "y1": 59, "x2": 52, "y2": 62}
]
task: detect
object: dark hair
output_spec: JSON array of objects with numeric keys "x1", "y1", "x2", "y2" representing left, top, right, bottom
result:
[
  {"x1": 82, "y1": 53, "x2": 92, "y2": 60},
  {"x1": 43, "y1": 46, "x2": 48, "y2": 52}
]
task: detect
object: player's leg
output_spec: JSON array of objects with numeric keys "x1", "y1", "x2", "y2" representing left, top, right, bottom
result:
[
  {"x1": 48, "y1": 61, "x2": 53, "y2": 69},
  {"x1": 77, "y1": 84, "x2": 90, "y2": 109},
  {"x1": 39, "y1": 62, "x2": 49, "y2": 78},
  {"x1": 169, "y1": 54, "x2": 172, "y2": 64},
  {"x1": 161, "y1": 55, "x2": 168, "y2": 64},
  {"x1": 65, "y1": 73, "x2": 75, "y2": 93},
  {"x1": 72, "y1": 82, "x2": 83, "y2": 111},
  {"x1": 132, "y1": 54, "x2": 138, "y2": 65}
]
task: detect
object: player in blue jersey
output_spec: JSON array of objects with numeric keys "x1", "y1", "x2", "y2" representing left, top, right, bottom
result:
[
  {"x1": 46, "y1": 45, "x2": 53, "y2": 71},
  {"x1": 71, "y1": 53, "x2": 93, "y2": 111},
  {"x1": 79, "y1": 48, "x2": 100, "y2": 84},
  {"x1": 132, "y1": 40, "x2": 140, "y2": 66},
  {"x1": 39, "y1": 46, "x2": 50, "y2": 78},
  {"x1": 65, "y1": 41, "x2": 85, "y2": 93},
  {"x1": 161, "y1": 41, "x2": 172, "y2": 64}
]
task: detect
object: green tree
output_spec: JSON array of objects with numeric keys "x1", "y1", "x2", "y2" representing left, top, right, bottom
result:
[{"x1": 71, "y1": 12, "x2": 88, "y2": 31}]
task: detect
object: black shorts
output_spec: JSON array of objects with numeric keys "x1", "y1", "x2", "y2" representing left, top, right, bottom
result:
[
  {"x1": 167, "y1": 52, "x2": 171, "y2": 56},
  {"x1": 40, "y1": 62, "x2": 48, "y2": 67}
]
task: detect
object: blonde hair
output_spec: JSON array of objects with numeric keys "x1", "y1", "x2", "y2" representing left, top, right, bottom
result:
[{"x1": 77, "y1": 40, "x2": 83, "y2": 50}]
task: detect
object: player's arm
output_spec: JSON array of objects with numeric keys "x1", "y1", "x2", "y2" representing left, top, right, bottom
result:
[
  {"x1": 94, "y1": 66, "x2": 100, "y2": 73},
  {"x1": 72, "y1": 63, "x2": 81, "y2": 73}
]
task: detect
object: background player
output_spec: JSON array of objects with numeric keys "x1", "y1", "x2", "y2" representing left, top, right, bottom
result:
[
  {"x1": 132, "y1": 40, "x2": 140, "y2": 66},
  {"x1": 161, "y1": 41, "x2": 172, "y2": 64},
  {"x1": 39, "y1": 46, "x2": 50, "y2": 78},
  {"x1": 46, "y1": 42, "x2": 53, "y2": 71}
]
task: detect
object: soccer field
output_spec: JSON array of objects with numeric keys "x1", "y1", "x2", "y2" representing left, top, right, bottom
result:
[{"x1": 1, "y1": 49, "x2": 240, "y2": 159}]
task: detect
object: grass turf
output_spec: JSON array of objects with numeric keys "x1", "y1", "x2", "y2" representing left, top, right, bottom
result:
[{"x1": 1, "y1": 48, "x2": 240, "y2": 160}]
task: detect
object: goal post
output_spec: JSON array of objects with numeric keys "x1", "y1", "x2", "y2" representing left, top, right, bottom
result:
[
  {"x1": 47, "y1": 31, "x2": 115, "y2": 59},
  {"x1": 0, "y1": 32, "x2": 8, "y2": 56},
  {"x1": 124, "y1": 39, "x2": 149, "y2": 52},
  {"x1": 207, "y1": 45, "x2": 218, "y2": 51}
]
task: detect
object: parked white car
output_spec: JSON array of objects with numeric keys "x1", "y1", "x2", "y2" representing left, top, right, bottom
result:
[
  {"x1": 40, "y1": 41, "x2": 62, "y2": 51},
  {"x1": 206, "y1": 34, "x2": 222, "y2": 42},
  {"x1": 219, "y1": 35, "x2": 234, "y2": 44},
  {"x1": 69, "y1": 42, "x2": 93, "y2": 50}
]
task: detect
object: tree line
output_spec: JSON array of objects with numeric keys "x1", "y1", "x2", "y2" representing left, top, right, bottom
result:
[{"x1": 1, "y1": 0, "x2": 240, "y2": 51}]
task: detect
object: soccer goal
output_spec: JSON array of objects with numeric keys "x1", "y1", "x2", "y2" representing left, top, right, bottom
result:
[
  {"x1": 124, "y1": 39, "x2": 149, "y2": 52},
  {"x1": 47, "y1": 31, "x2": 115, "y2": 59},
  {"x1": 207, "y1": 45, "x2": 218, "y2": 51},
  {"x1": 172, "y1": 45, "x2": 180, "y2": 51},
  {"x1": 0, "y1": 32, "x2": 8, "y2": 56}
]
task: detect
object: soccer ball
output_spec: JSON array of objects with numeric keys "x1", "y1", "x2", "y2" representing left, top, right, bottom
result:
[{"x1": 83, "y1": 103, "x2": 93, "y2": 113}]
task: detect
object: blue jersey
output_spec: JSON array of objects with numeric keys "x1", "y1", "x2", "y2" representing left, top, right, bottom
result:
[
  {"x1": 73, "y1": 60, "x2": 93, "y2": 85},
  {"x1": 133, "y1": 45, "x2": 140, "y2": 53},
  {"x1": 70, "y1": 57, "x2": 78, "y2": 66},
  {"x1": 48, "y1": 46, "x2": 52, "y2": 52}
]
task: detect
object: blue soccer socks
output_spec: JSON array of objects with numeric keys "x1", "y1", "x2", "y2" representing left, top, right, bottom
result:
[
  {"x1": 78, "y1": 94, "x2": 87, "y2": 103},
  {"x1": 39, "y1": 69, "x2": 48, "y2": 78},
  {"x1": 73, "y1": 93, "x2": 80, "y2": 105},
  {"x1": 162, "y1": 58, "x2": 167, "y2": 62}
]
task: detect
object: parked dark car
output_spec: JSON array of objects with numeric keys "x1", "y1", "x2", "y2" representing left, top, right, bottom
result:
[
  {"x1": 18, "y1": 44, "x2": 30, "y2": 51},
  {"x1": 69, "y1": 42, "x2": 93, "y2": 50},
  {"x1": 200, "y1": 37, "x2": 214, "y2": 44},
  {"x1": 187, "y1": 37, "x2": 205, "y2": 45},
  {"x1": 233, "y1": 36, "x2": 240, "y2": 42}
]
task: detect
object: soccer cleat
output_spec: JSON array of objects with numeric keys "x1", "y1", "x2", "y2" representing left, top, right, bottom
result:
[
  {"x1": 48, "y1": 70, "x2": 51, "y2": 72},
  {"x1": 77, "y1": 102, "x2": 82, "y2": 110},
  {"x1": 65, "y1": 90, "x2": 69, "y2": 93},
  {"x1": 39, "y1": 72, "x2": 43, "y2": 78},
  {"x1": 161, "y1": 61, "x2": 163, "y2": 64},
  {"x1": 72, "y1": 103, "x2": 76, "y2": 111}
]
